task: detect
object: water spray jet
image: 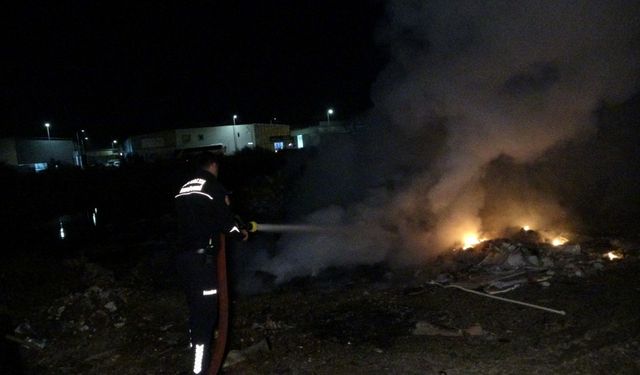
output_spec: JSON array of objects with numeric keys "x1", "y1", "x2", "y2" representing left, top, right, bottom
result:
[{"x1": 247, "y1": 221, "x2": 335, "y2": 234}]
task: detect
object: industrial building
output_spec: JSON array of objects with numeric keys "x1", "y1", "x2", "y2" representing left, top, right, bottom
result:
[
  {"x1": 291, "y1": 120, "x2": 362, "y2": 148},
  {"x1": 0, "y1": 137, "x2": 79, "y2": 171},
  {"x1": 123, "y1": 123, "x2": 291, "y2": 160}
]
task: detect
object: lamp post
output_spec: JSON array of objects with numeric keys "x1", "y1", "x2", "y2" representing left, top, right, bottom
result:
[
  {"x1": 232, "y1": 115, "x2": 238, "y2": 153},
  {"x1": 326, "y1": 108, "x2": 334, "y2": 126},
  {"x1": 44, "y1": 122, "x2": 51, "y2": 140}
]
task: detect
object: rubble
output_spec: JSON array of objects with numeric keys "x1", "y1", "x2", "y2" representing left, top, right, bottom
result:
[
  {"x1": 223, "y1": 338, "x2": 271, "y2": 368},
  {"x1": 412, "y1": 322, "x2": 486, "y2": 337},
  {"x1": 44, "y1": 285, "x2": 128, "y2": 334},
  {"x1": 435, "y1": 234, "x2": 637, "y2": 295},
  {"x1": 9, "y1": 322, "x2": 47, "y2": 350}
]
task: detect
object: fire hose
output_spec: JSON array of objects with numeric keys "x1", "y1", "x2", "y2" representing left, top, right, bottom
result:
[
  {"x1": 207, "y1": 220, "x2": 333, "y2": 374},
  {"x1": 208, "y1": 234, "x2": 228, "y2": 375}
]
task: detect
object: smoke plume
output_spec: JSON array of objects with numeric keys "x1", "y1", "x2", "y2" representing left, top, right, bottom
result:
[{"x1": 256, "y1": 0, "x2": 640, "y2": 283}]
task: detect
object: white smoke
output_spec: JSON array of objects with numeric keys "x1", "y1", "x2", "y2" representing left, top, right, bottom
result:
[{"x1": 258, "y1": 0, "x2": 640, "y2": 283}]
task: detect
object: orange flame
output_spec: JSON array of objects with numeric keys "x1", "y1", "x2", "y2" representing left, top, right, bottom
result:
[
  {"x1": 604, "y1": 251, "x2": 623, "y2": 260},
  {"x1": 462, "y1": 233, "x2": 485, "y2": 249},
  {"x1": 551, "y1": 236, "x2": 569, "y2": 246}
]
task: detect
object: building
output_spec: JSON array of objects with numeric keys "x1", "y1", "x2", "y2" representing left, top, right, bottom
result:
[
  {"x1": 0, "y1": 137, "x2": 79, "y2": 171},
  {"x1": 291, "y1": 120, "x2": 361, "y2": 148},
  {"x1": 121, "y1": 129, "x2": 176, "y2": 161},
  {"x1": 123, "y1": 123, "x2": 291, "y2": 160},
  {"x1": 85, "y1": 147, "x2": 123, "y2": 167}
]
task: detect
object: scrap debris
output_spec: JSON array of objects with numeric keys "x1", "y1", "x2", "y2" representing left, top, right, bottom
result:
[
  {"x1": 429, "y1": 281, "x2": 566, "y2": 316},
  {"x1": 424, "y1": 234, "x2": 638, "y2": 316},
  {"x1": 412, "y1": 321, "x2": 485, "y2": 337}
]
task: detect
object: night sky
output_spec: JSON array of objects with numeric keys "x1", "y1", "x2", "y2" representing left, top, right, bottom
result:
[{"x1": 2, "y1": 1, "x2": 386, "y2": 143}]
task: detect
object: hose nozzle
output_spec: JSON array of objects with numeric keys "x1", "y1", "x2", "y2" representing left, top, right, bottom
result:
[{"x1": 248, "y1": 221, "x2": 258, "y2": 233}]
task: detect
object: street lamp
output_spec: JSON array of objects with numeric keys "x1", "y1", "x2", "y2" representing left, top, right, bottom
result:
[
  {"x1": 232, "y1": 115, "x2": 238, "y2": 153},
  {"x1": 327, "y1": 109, "x2": 334, "y2": 125},
  {"x1": 112, "y1": 140, "x2": 118, "y2": 150},
  {"x1": 44, "y1": 122, "x2": 51, "y2": 140}
]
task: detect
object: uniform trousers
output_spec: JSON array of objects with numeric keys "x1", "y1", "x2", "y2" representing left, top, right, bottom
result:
[{"x1": 176, "y1": 250, "x2": 218, "y2": 374}]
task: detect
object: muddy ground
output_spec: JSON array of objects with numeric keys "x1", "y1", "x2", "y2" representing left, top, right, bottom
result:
[{"x1": 2, "y1": 228, "x2": 640, "y2": 375}]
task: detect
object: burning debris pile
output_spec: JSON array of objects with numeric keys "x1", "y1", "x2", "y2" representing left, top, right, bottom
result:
[{"x1": 432, "y1": 229, "x2": 634, "y2": 297}]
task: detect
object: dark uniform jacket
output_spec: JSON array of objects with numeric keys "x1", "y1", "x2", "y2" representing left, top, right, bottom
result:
[{"x1": 175, "y1": 169, "x2": 239, "y2": 250}]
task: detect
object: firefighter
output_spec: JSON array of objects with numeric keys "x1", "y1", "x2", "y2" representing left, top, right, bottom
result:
[{"x1": 174, "y1": 152, "x2": 248, "y2": 375}]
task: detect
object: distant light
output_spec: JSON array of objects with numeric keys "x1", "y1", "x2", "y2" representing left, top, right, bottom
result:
[
  {"x1": 45, "y1": 123, "x2": 51, "y2": 128},
  {"x1": 81, "y1": 129, "x2": 85, "y2": 133},
  {"x1": 119, "y1": 152, "x2": 123, "y2": 156},
  {"x1": 247, "y1": 142, "x2": 254, "y2": 146},
  {"x1": 233, "y1": 115, "x2": 238, "y2": 119},
  {"x1": 523, "y1": 225, "x2": 530, "y2": 231},
  {"x1": 84, "y1": 137, "x2": 89, "y2": 140},
  {"x1": 327, "y1": 109, "x2": 334, "y2": 115},
  {"x1": 112, "y1": 140, "x2": 118, "y2": 144},
  {"x1": 59, "y1": 221, "x2": 65, "y2": 240},
  {"x1": 92, "y1": 212, "x2": 97, "y2": 226}
]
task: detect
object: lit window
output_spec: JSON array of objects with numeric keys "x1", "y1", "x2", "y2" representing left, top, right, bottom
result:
[
  {"x1": 297, "y1": 134, "x2": 304, "y2": 148},
  {"x1": 34, "y1": 163, "x2": 48, "y2": 172},
  {"x1": 274, "y1": 141, "x2": 284, "y2": 151}
]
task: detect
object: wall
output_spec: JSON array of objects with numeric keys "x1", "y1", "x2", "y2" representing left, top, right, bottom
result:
[
  {"x1": 15, "y1": 139, "x2": 75, "y2": 165},
  {"x1": 0, "y1": 138, "x2": 18, "y2": 165},
  {"x1": 176, "y1": 124, "x2": 257, "y2": 154},
  {"x1": 124, "y1": 129, "x2": 177, "y2": 160},
  {"x1": 254, "y1": 124, "x2": 291, "y2": 151}
]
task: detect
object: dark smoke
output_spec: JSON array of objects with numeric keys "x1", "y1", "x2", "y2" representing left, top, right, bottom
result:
[{"x1": 257, "y1": 0, "x2": 640, "y2": 283}]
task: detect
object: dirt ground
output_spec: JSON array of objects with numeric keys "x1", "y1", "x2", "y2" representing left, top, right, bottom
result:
[{"x1": 2, "y1": 236, "x2": 640, "y2": 375}]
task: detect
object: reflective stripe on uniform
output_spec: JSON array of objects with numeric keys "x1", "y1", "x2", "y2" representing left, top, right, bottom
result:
[
  {"x1": 202, "y1": 289, "x2": 217, "y2": 296},
  {"x1": 193, "y1": 344, "x2": 204, "y2": 374},
  {"x1": 175, "y1": 191, "x2": 214, "y2": 200}
]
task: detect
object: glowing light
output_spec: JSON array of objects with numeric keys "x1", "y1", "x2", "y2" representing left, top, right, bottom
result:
[
  {"x1": 551, "y1": 236, "x2": 569, "y2": 246},
  {"x1": 523, "y1": 225, "x2": 530, "y2": 231},
  {"x1": 462, "y1": 233, "x2": 483, "y2": 249},
  {"x1": 92, "y1": 212, "x2": 97, "y2": 226},
  {"x1": 59, "y1": 221, "x2": 65, "y2": 240},
  {"x1": 604, "y1": 251, "x2": 623, "y2": 261}
]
